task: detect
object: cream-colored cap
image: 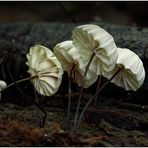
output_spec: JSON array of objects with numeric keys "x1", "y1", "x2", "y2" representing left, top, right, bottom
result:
[
  {"x1": 72, "y1": 24, "x2": 118, "y2": 75},
  {"x1": 103, "y1": 48, "x2": 145, "y2": 91},
  {"x1": 26, "y1": 45, "x2": 63, "y2": 96}
]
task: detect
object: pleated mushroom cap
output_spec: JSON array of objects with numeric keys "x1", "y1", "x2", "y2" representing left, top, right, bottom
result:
[
  {"x1": 26, "y1": 45, "x2": 63, "y2": 96},
  {"x1": 72, "y1": 24, "x2": 118, "y2": 75},
  {"x1": 53, "y1": 41, "x2": 98, "y2": 88},
  {"x1": 103, "y1": 48, "x2": 145, "y2": 91}
]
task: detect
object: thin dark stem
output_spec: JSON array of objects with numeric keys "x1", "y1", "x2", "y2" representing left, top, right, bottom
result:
[
  {"x1": 0, "y1": 93, "x2": 4, "y2": 110},
  {"x1": 73, "y1": 86, "x2": 82, "y2": 129},
  {"x1": 77, "y1": 95, "x2": 94, "y2": 128},
  {"x1": 17, "y1": 85, "x2": 47, "y2": 128},
  {"x1": 76, "y1": 68, "x2": 122, "y2": 129},
  {"x1": 29, "y1": 98, "x2": 47, "y2": 128},
  {"x1": 2, "y1": 76, "x2": 37, "y2": 91},
  {"x1": 94, "y1": 75, "x2": 102, "y2": 104},
  {"x1": 67, "y1": 65, "x2": 75, "y2": 129},
  {"x1": 98, "y1": 68, "x2": 122, "y2": 93},
  {"x1": 17, "y1": 87, "x2": 47, "y2": 128},
  {"x1": 74, "y1": 52, "x2": 95, "y2": 130}
]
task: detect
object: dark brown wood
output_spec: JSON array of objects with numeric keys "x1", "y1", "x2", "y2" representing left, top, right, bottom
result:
[{"x1": 84, "y1": 106, "x2": 148, "y2": 131}]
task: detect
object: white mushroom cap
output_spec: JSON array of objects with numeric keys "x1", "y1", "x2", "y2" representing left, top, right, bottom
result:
[
  {"x1": 26, "y1": 45, "x2": 63, "y2": 96},
  {"x1": 53, "y1": 41, "x2": 98, "y2": 88},
  {"x1": 72, "y1": 24, "x2": 118, "y2": 75},
  {"x1": 103, "y1": 48, "x2": 145, "y2": 91},
  {"x1": 0, "y1": 80, "x2": 7, "y2": 92},
  {"x1": 54, "y1": 41, "x2": 77, "y2": 74}
]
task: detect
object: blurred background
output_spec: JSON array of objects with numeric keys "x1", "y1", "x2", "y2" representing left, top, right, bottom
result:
[{"x1": 0, "y1": 1, "x2": 148, "y2": 27}]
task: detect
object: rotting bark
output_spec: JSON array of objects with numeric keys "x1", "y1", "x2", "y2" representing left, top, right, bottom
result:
[
  {"x1": 0, "y1": 102, "x2": 148, "y2": 147},
  {"x1": 0, "y1": 22, "x2": 148, "y2": 59},
  {"x1": 84, "y1": 106, "x2": 148, "y2": 131}
]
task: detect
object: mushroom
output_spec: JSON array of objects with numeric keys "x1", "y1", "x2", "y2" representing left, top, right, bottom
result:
[
  {"x1": 72, "y1": 24, "x2": 118, "y2": 76},
  {"x1": 76, "y1": 47, "x2": 145, "y2": 129},
  {"x1": 0, "y1": 45, "x2": 63, "y2": 128},
  {"x1": 26, "y1": 45, "x2": 63, "y2": 96},
  {"x1": 72, "y1": 24, "x2": 118, "y2": 129},
  {"x1": 103, "y1": 48, "x2": 145, "y2": 91},
  {"x1": 53, "y1": 40, "x2": 98, "y2": 128}
]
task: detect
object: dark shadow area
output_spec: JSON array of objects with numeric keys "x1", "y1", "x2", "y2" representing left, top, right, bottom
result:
[{"x1": 0, "y1": 2, "x2": 148, "y2": 27}]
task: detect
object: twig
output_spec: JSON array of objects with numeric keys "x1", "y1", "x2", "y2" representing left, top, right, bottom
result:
[{"x1": 116, "y1": 100, "x2": 148, "y2": 112}]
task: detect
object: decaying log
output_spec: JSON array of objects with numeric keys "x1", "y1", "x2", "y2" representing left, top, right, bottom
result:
[
  {"x1": 0, "y1": 22, "x2": 148, "y2": 58},
  {"x1": 84, "y1": 106, "x2": 148, "y2": 131},
  {"x1": 0, "y1": 22, "x2": 148, "y2": 102}
]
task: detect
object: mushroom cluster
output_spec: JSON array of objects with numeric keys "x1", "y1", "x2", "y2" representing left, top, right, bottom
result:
[
  {"x1": 2, "y1": 24, "x2": 144, "y2": 130},
  {"x1": 0, "y1": 24, "x2": 145, "y2": 130},
  {"x1": 53, "y1": 24, "x2": 145, "y2": 130},
  {"x1": 70, "y1": 24, "x2": 145, "y2": 91}
]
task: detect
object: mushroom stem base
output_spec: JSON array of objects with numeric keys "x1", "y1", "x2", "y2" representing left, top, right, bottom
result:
[{"x1": 76, "y1": 68, "x2": 122, "y2": 129}]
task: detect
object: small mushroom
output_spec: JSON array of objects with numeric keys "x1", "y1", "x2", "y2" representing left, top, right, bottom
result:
[
  {"x1": 26, "y1": 45, "x2": 63, "y2": 96},
  {"x1": 53, "y1": 40, "x2": 98, "y2": 88},
  {"x1": 103, "y1": 48, "x2": 145, "y2": 91},
  {"x1": 72, "y1": 24, "x2": 118, "y2": 129},
  {"x1": 72, "y1": 24, "x2": 118, "y2": 75},
  {"x1": 54, "y1": 40, "x2": 98, "y2": 129}
]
